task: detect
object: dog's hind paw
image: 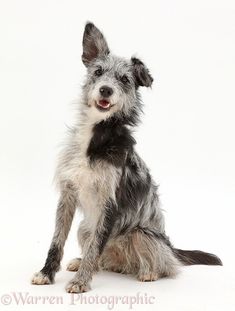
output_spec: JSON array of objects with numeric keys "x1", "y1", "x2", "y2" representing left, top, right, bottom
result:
[
  {"x1": 31, "y1": 271, "x2": 51, "y2": 285},
  {"x1": 138, "y1": 272, "x2": 159, "y2": 282},
  {"x1": 66, "y1": 258, "x2": 82, "y2": 272}
]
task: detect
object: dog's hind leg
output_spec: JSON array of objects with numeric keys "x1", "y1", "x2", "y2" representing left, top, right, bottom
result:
[
  {"x1": 31, "y1": 182, "x2": 77, "y2": 284},
  {"x1": 131, "y1": 230, "x2": 181, "y2": 281},
  {"x1": 130, "y1": 230, "x2": 160, "y2": 281},
  {"x1": 100, "y1": 230, "x2": 180, "y2": 281},
  {"x1": 99, "y1": 237, "x2": 132, "y2": 274}
]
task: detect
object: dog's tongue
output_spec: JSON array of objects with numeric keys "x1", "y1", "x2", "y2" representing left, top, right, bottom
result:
[{"x1": 99, "y1": 100, "x2": 109, "y2": 108}]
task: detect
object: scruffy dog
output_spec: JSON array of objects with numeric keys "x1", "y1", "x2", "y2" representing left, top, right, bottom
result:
[{"x1": 31, "y1": 22, "x2": 222, "y2": 293}]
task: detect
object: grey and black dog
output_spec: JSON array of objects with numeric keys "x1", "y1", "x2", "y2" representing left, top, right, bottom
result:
[{"x1": 31, "y1": 22, "x2": 222, "y2": 293}]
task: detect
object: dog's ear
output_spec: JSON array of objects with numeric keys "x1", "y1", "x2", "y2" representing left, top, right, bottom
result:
[
  {"x1": 82, "y1": 22, "x2": 110, "y2": 66},
  {"x1": 131, "y1": 57, "x2": 153, "y2": 88}
]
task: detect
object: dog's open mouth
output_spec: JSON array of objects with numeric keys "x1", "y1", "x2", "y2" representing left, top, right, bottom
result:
[{"x1": 95, "y1": 100, "x2": 112, "y2": 111}]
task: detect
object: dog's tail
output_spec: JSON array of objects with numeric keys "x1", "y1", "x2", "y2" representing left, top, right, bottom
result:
[{"x1": 173, "y1": 248, "x2": 222, "y2": 266}]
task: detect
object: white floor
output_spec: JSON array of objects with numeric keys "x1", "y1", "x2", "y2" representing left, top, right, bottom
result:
[
  {"x1": 1, "y1": 199, "x2": 234, "y2": 311},
  {"x1": 0, "y1": 260, "x2": 234, "y2": 311}
]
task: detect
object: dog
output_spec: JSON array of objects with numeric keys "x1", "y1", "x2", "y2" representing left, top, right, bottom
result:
[{"x1": 31, "y1": 22, "x2": 222, "y2": 293}]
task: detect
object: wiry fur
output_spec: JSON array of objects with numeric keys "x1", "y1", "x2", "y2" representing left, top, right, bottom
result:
[{"x1": 31, "y1": 22, "x2": 222, "y2": 293}]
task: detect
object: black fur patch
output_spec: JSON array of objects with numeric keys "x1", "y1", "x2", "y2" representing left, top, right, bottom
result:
[
  {"x1": 40, "y1": 243, "x2": 62, "y2": 282},
  {"x1": 140, "y1": 227, "x2": 173, "y2": 248},
  {"x1": 131, "y1": 57, "x2": 153, "y2": 88},
  {"x1": 87, "y1": 116, "x2": 136, "y2": 167},
  {"x1": 174, "y1": 248, "x2": 222, "y2": 266},
  {"x1": 115, "y1": 73, "x2": 132, "y2": 93},
  {"x1": 116, "y1": 153, "x2": 154, "y2": 235},
  {"x1": 117, "y1": 153, "x2": 151, "y2": 211}
]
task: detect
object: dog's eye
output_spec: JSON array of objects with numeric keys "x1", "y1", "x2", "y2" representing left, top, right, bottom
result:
[
  {"x1": 121, "y1": 75, "x2": 129, "y2": 84},
  {"x1": 94, "y1": 68, "x2": 103, "y2": 77}
]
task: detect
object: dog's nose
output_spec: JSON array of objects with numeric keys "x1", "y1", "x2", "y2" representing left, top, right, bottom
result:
[{"x1": 99, "y1": 86, "x2": 113, "y2": 98}]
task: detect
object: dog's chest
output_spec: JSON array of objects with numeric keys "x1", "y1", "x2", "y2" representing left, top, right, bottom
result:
[
  {"x1": 72, "y1": 126, "x2": 121, "y2": 211},
  {"x1": 74, "y1": 157, "x2": 120, "y2": 228},
  {"x1": 57, "y1": 119, "x2": 122, "y2": 219}
]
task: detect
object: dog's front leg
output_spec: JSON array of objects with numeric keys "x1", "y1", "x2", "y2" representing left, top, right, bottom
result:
[
  {"x1": 66, "y1": 199, "x2": 117, "y2": 293},
  {"x1": 31, "y1": 182, "x2": 77, "y2": 285}
]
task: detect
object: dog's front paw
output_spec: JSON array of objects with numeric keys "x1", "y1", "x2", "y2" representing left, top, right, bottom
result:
[
  {"x1": 65, "y1": 280, "x2": 91, "y2": 293},
  {"x1": 31, "y1": 271, "x2": 51, "y2": 285}
]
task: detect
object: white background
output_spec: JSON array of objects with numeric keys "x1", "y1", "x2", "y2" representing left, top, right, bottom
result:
[{"x1": 0, "y1": 0, "x2": 235, "y2": 310}]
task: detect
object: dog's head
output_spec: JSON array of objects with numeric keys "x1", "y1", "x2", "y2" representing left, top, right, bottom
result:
[{"x1": 81, "y1": 22, "x2": 153, "y2": 124}]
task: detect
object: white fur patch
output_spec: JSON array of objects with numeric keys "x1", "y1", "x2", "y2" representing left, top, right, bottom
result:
[{"x1": 31, "y1": 272, "x2": 51, "y2": 285}]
